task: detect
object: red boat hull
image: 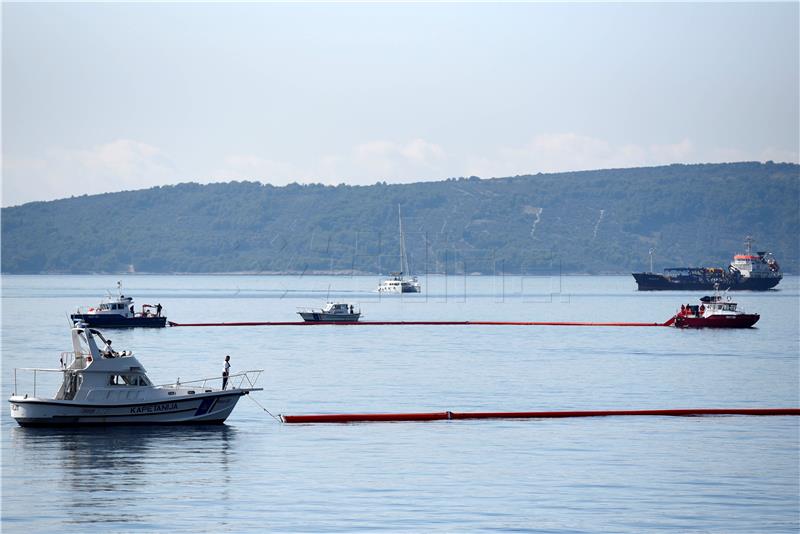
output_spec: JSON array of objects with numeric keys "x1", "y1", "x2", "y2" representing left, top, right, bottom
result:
[{"x1": 674, "y1": 314, "x2": 759, "y2": 329}]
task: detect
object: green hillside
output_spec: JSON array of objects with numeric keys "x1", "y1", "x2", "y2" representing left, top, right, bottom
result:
[{"x1": 2, "y1": 162, "x2": 798, "y2": 274}]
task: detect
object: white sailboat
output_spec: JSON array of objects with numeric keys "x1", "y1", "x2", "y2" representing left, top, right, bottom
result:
[{"x1": 378, "y1": 205, "x2": 421, "y2": 293}]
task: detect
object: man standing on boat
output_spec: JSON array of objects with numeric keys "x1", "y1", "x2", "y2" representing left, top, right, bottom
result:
[{"x1": 222, "y1": 355, "x2": 231, "y2": 390}]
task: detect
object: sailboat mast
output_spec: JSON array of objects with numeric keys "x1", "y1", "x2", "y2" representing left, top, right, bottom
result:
[{"x1": 398, "y1": 204, "x2": 404, "y2": 275}]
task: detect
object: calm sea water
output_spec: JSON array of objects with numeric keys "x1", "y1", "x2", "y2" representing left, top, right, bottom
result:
[{"x1": 2, "y1": 274, "x2": 798, "y2": 532}]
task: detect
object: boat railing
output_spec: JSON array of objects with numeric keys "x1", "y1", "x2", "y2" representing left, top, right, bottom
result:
[
  {"x1": 157, "y1": 370, "x2": 264, "y2": 391},
  {"x1": 12, "y1": 367, "x2": 65, "y2": 398},
  {"x1": 12, "y1": 350, "x2": 96, "y2": 397}
]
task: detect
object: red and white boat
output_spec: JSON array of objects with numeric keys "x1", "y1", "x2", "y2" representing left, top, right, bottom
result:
[{"x1": 672, "y1": 293, "x2": 759, "y2": 329}]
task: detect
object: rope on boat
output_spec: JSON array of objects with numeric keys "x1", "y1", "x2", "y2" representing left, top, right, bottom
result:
[{"x1": 246, "y1": 395, "x2": 282, "y2": 422}]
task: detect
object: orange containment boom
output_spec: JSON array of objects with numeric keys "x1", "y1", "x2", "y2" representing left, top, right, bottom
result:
[
  {"x1": 169, "y1": 319, "x2": 675, "y2": 327},
  {"x1": 280, "y1": 407, "x2": 800, "y2": 424}
]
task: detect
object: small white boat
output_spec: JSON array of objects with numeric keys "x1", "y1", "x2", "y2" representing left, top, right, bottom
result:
[
  {"x1": 378, "y1": 205, "x2": 422, "y2": 294},
  {"x1": 377, "y1": 273, "x2": 421, "y2": 294},
  {"x1": 8, "y1": 324, "x2": 262, "y2": 427},
  {"x1": 297, "y1": 302, "x2": 361, "y2": 322}
]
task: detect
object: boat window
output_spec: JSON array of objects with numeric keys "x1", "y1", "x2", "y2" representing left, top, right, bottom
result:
[{"x1": 109, "y1": 374, "x2": 144, "y2": 386}]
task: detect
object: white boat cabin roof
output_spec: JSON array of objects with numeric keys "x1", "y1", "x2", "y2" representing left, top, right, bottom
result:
[{"x1": 321, "y1": 302, "x2": 356, "y2": 313}]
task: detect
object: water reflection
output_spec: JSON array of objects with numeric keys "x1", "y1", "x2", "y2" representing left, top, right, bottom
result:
[{"x1": 9, "y1": 425, "x2": 236, "y2": 528}]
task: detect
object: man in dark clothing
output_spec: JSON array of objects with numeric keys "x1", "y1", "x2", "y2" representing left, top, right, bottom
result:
[{"x1": 222, "y1": 355, "x2": 231, "y2": 390}]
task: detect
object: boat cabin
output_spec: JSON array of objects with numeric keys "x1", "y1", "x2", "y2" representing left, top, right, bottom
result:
[
  {"x1": 699, "y1": 295, "x2": 739, "y2": 315},
  {"x1": 90, "y1": 295, "x2": 135, "y2": 317},
  {"x1": 51, "y1": 325, "x2": 153, "y2": 401},
  {"x1": 321, "y1": 302, "x2": 357, "y2": 315}
]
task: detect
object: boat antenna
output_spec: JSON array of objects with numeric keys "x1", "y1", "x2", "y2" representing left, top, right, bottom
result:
[{"x1": 648, "y1": 248, "x2": 655, "y2": 273}]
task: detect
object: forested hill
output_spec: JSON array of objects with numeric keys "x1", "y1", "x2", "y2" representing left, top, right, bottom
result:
[{"x1": 2, "y1": 162, "x2": 798, "y2": 274}]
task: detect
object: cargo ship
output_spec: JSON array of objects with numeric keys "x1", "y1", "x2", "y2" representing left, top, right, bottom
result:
[{"x1": 632, "y1": 237, "x2": 782, "y2": 291}]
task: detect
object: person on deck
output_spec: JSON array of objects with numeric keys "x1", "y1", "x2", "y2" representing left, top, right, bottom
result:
[{"x1": 222, "y1": 355, "x2": 231, "y2": 390}]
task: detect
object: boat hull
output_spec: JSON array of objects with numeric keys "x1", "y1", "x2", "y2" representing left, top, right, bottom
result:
[
  {"x1": 9, "y1": 390, "x2": 249, "y2": 427},
  {"x1": 378, "y1": 283, "x2": 421, "y2": 293},
  {"x1": 70, "y1": 314, "x2": 167, "y2": 328},
  {"x1": 674, "y1": 314, "x2": 760, "y2": 329},
  {"x1": 632, "y1": 273, "x2": 781, "y2": 291},
  {"x1": 298, "y1": 312, "x2": 361, "y2": 322}
]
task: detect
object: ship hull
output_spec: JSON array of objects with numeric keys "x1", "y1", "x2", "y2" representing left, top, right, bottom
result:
[
  {"x1": 674, "y1": 314, "x2": 760, "y2": 329},
  {"x1": 632, "y1": 273, "x2": 781, "y2": 291},
  {"x1": 377, "y1": 283, "x2": 421, "y2": 293},
  {"x1": 9, "y1": 391, "x2": 248, "y2": 427},
  {"x1": 70, "y1": 314, "x2": 167, "y2": 328},
  {"x1": 298, "y1": 312, "x2": 361, "y2": 322}
]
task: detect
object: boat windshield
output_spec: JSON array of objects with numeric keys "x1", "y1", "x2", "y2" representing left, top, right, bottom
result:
[{"x1": 107, "y1": 374, "x2": 151, "y2": 386}]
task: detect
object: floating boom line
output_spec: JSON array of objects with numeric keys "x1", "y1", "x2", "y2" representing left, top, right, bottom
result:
[
  {"x1": 281, "y1": 407, "x2": 800, "y2": 424},
  {"x1": 169, "y1": 319, "x2": 674, "y2": 327}
]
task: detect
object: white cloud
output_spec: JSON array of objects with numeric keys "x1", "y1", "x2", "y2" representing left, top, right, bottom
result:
[
  {"x1": 351, "y1": 138, "x2": 447, "y2": 181},
  {"x1": 211, "y1": 155, "x2": 302, "y2": 185},
  {"x1": 5, "y1": 135, "x2": 797, "y2": 206},
  {"x1": 489, "y1": 133, "x2": 697, "y2": 176},
  {"x1": 759, "y1": 146, "x2": 800, "y2": 163},
  {"x1": 2, "y1": 139, "x2": 179, "y2": 206},
  {"x1": 206, "y1": 139, "x2": 448, "y2": 187},
  {"x1": 480, "y1": 134, "x2": 798, "y2": 178}
]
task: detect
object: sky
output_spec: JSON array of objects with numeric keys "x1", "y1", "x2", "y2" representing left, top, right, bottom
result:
[{"x1": 2, "y1": 2, "x2": 798, "y2": 207}]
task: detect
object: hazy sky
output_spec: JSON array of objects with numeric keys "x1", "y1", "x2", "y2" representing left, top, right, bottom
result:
[{"x1": 2, "y1": 2, "x2": 798, "y2": 206}]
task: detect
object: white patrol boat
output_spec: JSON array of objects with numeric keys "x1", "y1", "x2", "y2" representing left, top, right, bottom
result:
[
  {"x1": 297, "y1": 302, "x2": 361, "y2": 322},
  {"x1": 8, "y1": 324, "x2": 262, "y2": 427}
]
